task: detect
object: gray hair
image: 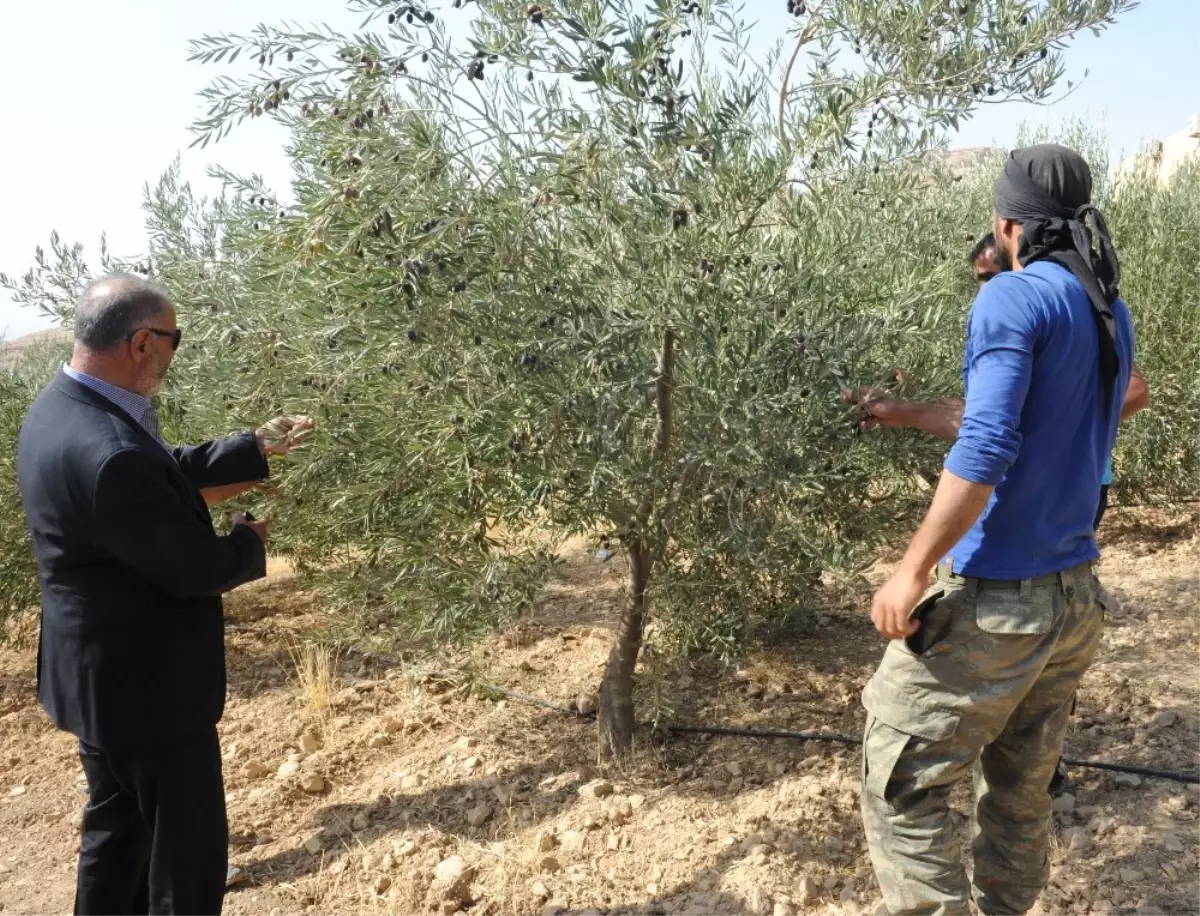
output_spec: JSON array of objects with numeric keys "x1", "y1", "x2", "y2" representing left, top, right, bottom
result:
[{"x1": 74, "y1": 274, "x2": 171, "y2": 351}]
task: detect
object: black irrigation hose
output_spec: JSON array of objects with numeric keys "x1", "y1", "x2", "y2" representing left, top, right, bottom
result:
[
  {"x1": 478, "y1": 681, "x2": 1200, "y2": 785},
  {"x1": 1058, "y1": 757, "x2": 1200, "y2": 785}
]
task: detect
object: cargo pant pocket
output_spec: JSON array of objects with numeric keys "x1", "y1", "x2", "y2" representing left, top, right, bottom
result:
[
  {"x1": 862, "y1": 690, "x2": 961, "y2": 803},
  {"x1": 974, "y1": 586, "x2": 1058, "y2": 635}
]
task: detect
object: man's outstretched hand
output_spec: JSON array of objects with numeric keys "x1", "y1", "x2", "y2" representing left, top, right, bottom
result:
[
  {"x1": 870, "y1": 566, "x2": 925, "y2": 640},
  {"x1": 843, "y1": 386, "x2": 904, "y2": 432},
  {"x1": 256, "y1": 415, "x2": 317, "y2": 456}
]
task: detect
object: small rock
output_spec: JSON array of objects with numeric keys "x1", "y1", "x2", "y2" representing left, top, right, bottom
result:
[
  {"x1": 394, "y1": 838, "x2": 419, "y2": 858},
  {"x1": 367, "y1": 734, "x2": 390, "y2": 749},
  {"x1": 381, "y1": 853, "x2": 395, "y2": 870},
  {"x1": 1162, "y1": 834, "x2": 1184, "y2": 853},
  {"x1": 304, "y1": 835, "x2": 324, "y2": 855},
  {"x1": 840, "y1": 883, "x2": 857, "y2": 903},
  {"x1": 299, "y1": 732, "x2": 321, "y2": 753},
  {"x1": 373, "y1": 874, "x2": 392, "y2": 895},
  {"x1": 575, "y1": 694, "x2": 597, "y2": 716},
  {"x1": 608, "y1": 796, "x2": 635, "y2": 825},
  {"x1": 242, "y1": 761, "x2": 269, "y2": 780},
  {"x1": 748, "y1": 887, "x2": 772, "y2": 916},
  {"x1": 433, "y1": 854, "x2": 474, "y2": 893},
  {"x1": 536, "y1": 831, "x2": 559, "y2": 852},
  {"x1": 1115, "y1": 772, "x2": 1143, "y2": 788},
  {"x1": 493, "y1": 784, "x2": 517, "y2": 806},
  {"x1": 774, "y1": 899, "x2": 795, "y2": 916},
  {"x1": 300, "y1": 774, "x2": 325, "y2": 794},
  {"x1": 463, "y1": 756, "x2": 481, "y2": 770},
  {"x1": 1120, "y1": 868, "x2": 1143, "y2": 883},
  {"x1": 467, "y1": 803, "x2": 493, "y2": 828},
  {"x1": 539, "y1": 855, "x2": 562, "y2": 873},
  {"x1": 1064, "y1": 828, "x2": 1091, "y2": 853},
  {"x1": 457, "y1": 736, "x2": 480, "y2": 750},
  {"x1": 1052, "y1": 793, "x2": 1076, "y2": 815},
  {"x1": 400, "y1": 774, "x2": 425, "y2": 790},
  {"x1": 728, "y1": 777, "x2": 744, "y2": 794},
  {"x1": 1152, "y1": 710, "x2": 1178, "y2": 728},
  {"x1": 797, "y1": 877, "x2": 820, "y2": 904},
  {"x1": 560, "y1": 830, "x2": 586, "y2": 852},
  {"x1": 725, "y1": 761, "x2": 744, "y2": 778},
  {"x1": 747, "y1": 843, "x2": 774, "y2": 858},
  {"x1": 629, "y1": 794, "x2": 646, "y2": 809},
  {"x1": 434, "y1": 854, "x2": 465, "y2": 883},
  {"x1": 579, "y1": 779, "x2": 614, "y2": 799},
  {"x1": 352, "y1": 811, "x2": 371, "y2": 831},
  {"x1": 277, "y1": 760, "x2": 300, "y2": 779},
  {"x1": 531, "y1": 881, "x2": 550, "y2": 899}
]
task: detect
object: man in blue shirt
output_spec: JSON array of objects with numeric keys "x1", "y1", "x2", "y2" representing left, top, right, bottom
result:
[
  {"x1": 849, "y1": 234, "x2": 1149, "y2": 804},
  {"x1": 856, "y1": 146, "x2": 1138, "y2": 916}
]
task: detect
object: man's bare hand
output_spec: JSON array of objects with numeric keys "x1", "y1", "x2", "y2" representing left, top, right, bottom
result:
[
  {"x1": 870, "y1": 567, "x2": 926, "y2": 640},
  {"x1": 230, "y1": 512, "x2": 269, "y2": 543},
  {"x1": 844, "y1": 387, "x2": 904, "y2": 431},
  {"x1": 256, "y1": 415, "x2": 317, "y2": 456}
]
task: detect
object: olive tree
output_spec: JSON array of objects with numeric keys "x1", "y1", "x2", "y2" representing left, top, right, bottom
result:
[{"x1": 181, "y1": 0, "x2": 1130, "y2": 755}]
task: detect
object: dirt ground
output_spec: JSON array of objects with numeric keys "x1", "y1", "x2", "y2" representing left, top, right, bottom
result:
[{"x1": 1, "y1": 510, "x2": 1197, "y2": 916}]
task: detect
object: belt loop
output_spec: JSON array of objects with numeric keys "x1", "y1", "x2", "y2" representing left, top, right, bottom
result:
[{"x1": 1020, "y1": 578, "x2": 1033, "y2": 599}]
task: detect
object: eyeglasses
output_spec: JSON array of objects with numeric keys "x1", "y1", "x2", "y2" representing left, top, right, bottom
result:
[{"x1": 130, "y1": 327, "x2": 183, "y2": 351}]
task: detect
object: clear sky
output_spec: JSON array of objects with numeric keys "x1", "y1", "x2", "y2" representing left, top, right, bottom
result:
[{"x1": 2, "y1": 0, "x2": 1196, "y2": 339}]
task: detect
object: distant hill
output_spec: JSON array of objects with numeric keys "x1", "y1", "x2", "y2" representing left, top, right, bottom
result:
[
  {"x1": 934, "y1": 146, "x2": 1000, "y2": 174},
  {"x1": 0, "y1": 327, "x2": 71, "y2": 370}
]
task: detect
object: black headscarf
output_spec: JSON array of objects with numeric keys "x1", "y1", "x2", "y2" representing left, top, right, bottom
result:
[{"x1": 993, "y1": 144, "x2": 1122, "y2": 414}]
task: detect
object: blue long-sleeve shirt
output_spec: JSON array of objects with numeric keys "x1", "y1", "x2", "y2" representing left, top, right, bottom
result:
[{"x1": 945, "y1": 261, "x2": 1134, "y2": 579}]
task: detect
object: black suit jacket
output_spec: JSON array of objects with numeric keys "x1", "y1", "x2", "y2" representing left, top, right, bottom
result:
[{"x1": 17, "y1": 370, "x2": 269, "y2": 749}]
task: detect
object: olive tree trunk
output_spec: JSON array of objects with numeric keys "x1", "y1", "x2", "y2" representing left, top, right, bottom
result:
[{"x1": 597, "y1": 329, "x2": 675, "y2": 757}]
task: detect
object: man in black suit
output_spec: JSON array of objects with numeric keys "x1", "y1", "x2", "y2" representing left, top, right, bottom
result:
[{"x1": 17, "y1": 274, "x2": 314, "y2": 915}]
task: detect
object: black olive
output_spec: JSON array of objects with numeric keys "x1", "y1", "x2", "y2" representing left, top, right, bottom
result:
[
  {"x1": 406, "y1": 328, "x2": 419, "y2": 341},
  {"x1": 799, "y1": 388, "x2": 810, "y2": 398},
  {"x1": 406, "y1": 12, "x2": 414, "y2": 23},
  {"x1": 453, "y1": 280, "x2": 468, "y2": 292},
  {"x1": 422, "y1": 52, "x2": 429, "y2": 62},
  {"x1": 474, "y1": 334, "x2": 483, "y2": 345},
  {"x1": 450, "y1": 413, "x2": 462, "y2": 425},
  {"x1": 671, "y1": 208, "x2": 689, "y2": 230},
  {"x1": 424, "y1": 11, "x2": 434, "y2": 22}
]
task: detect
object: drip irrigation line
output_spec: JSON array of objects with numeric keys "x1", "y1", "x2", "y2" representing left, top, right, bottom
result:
[{"x1": 474, "y1": 680, "x2": 1200, "y2": 785}]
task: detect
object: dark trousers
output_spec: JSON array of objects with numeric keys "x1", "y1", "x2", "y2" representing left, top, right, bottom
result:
[{"x1": 75, "y1": 726, "x2": 227, "y2": 916}]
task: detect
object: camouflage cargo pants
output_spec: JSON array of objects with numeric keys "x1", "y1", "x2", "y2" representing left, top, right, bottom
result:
[{"x1": 860, "y1": 561, "x2": 1109, "y2": 916}]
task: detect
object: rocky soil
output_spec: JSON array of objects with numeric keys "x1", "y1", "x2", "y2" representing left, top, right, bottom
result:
[{"x1": 1, "y1": 510, "x2": 1196, "y2": 915}]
